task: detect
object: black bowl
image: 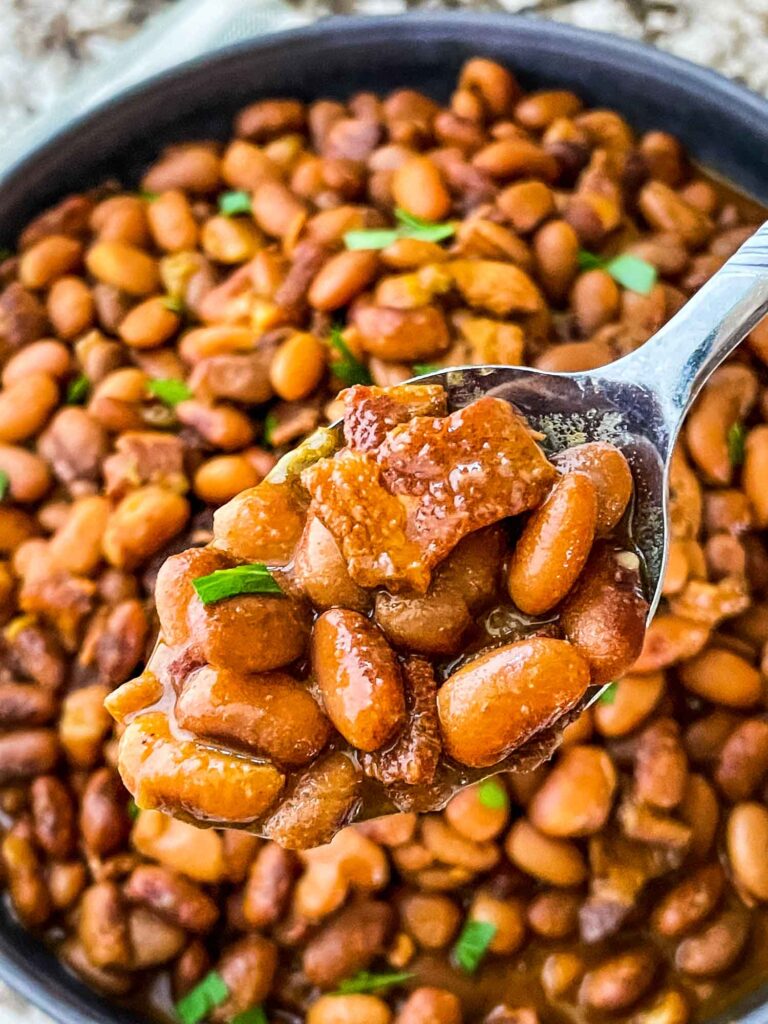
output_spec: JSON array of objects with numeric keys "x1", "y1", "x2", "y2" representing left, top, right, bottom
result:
[{"x1": 1, "y1": 13, "x2": 767, "y2": 1024}]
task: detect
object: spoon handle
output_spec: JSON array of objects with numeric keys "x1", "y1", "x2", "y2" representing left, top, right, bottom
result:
[{"x1": 601, "y1": 219, "x2": 768, "y2": 429}]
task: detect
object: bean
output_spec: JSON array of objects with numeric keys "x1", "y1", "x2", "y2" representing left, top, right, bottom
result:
[
  {"x1": 507, "y1": 472, "x2": 597, "y2": 615},
  {"x1": 46, "y1": 275, "x2": 95, "y2": 338},
  {"x1": 0, "y1": 445, "x2": 51, "y2": 502},
  {"x1": 633, "y1": 614, "x2": 709, "y2": 673},
  {"x1": 142, "y1": 144, "x2": 221, "y2": 194},
  {"x1": 309, "y1": 251, "x2": 379, "y2": 311},
  {"x1": 639, "y1": 181, "x2": 713, "y2": 248},
  {"x1": 270, "y1": 330, "x2": 327, "y2": 400},
  {"x1": 2, "y1": 339, "x2": 70, "y2": 387},
  {"x1": 678, "y1": 648, "x2": 761, "y2": 708},
  {"x1": 309, "y1": 995, "x2": 392, "y2": 1024},
  {"x1": 527, "y1": 890, "x2": 580, "y2": 939},
  {"x1": 202, "y1": 215, "x2": 261, "y2": 263},
  {"x1": 653, "y1": 864, "x2": 725, "y2": 937},
  {"x1": 59, "y1": 938, "x2": 131, "y2": 996},
  {"x1": 535, "y1": 338, "x2": 613, "y2": 372},
  {"x1": 59, "y1": 683, "x2": 112, "y2": 767},
  {"x1": 31, "y1": 775, "x2": 75, "y2": 858},
  {"x1": 474, "y1": 139, "x2": 558, "y2": 182},
  {"x1": 19, "y1": 235, "x2": 82, "y2": 289},
  {"x1": 392, "y1": 157, "x2": 451, "y2": 222},
  {"x1": 641, "y1": 131, "x2": 686, "y2": 186},
  {"x1": 0, "y1": 372, "x2": 58, "y2": 442},
  {"x1": 80, "y1": 767, "x2": 130, "y2": 857},
  {"x1": 124, "y1": 864, "x2": 218, "y2": 932},
  {"x1": 421, "y1": 817, "x2": 499, "y2": 872},
  {"x1": 118, "y1": 296, "x2": 180, "y2": 349},
  {"x1": 529, "y1": 745, "x2": 616, "y2": 837},
  {"x1": 579, "y1": 950, "x2": 656, "y2": 1011},
  {"x1": 0, "y1": 729, "x2": 58, "y2": 782},
  {"x1": 553, "y1": 442, "x2": 633, "y2": 535},
  {"x1": 533, "y1": 220, "x2": 580, "y2": 304},
  {"x1": 674, "y1": 909, "x2": 749, "y2": 976},
  {"x1": 2, "y1": 833, "x2": 51, "y2": 927},
  {"x1": 686, "y1": 364, "x2": 757, "y2": 485},
  {"x1": 399, "y1": 891, "x2": 461, "y2": 949},
  {"x1": 437, "y1": 637, "x2": 590, "y2": 767},
  {"x1": 634, "y1": 718, "x2": 688, "y2": 810},
  {"x1": 251, "y1": 179, "x2": 307, "y2": 239},
  {"x1": 444, "y1": 781, "x2": 509, "y2": 842},
  {"x1": 78, "y1": 881, "x2": 131, "y2": 969},
  {"x1": 312, "y1": 609, "x2": 406, "y2": 751},
  {"x1": 193, "y1": 454, "x2": 260, "y2": 505},
  {"x1": 396, "y1": 989, "x2": 461, "y2": 1024},
  {"x1": 541, "y1": 952, "x2": 584, "y2": 999},
  {"x1": 560, "y1": 543, "x2": 649, "y2": 684},
  {"x1": 629, "y1": 989, "x2": 690, "y2": 1024},
  {"x1": 506, "y1": 819, "x2": 586, "y2": 886},
  {"x1": 743, "y1": 424, "x2": 768, "y2": 527},
  {"x1": 516, "y1": 90, "x2": 582, "y2": 129},
  {"x1": 86, "y1": 241, "x2": 160, "y2": 296},
  {"x1": 0, "y1": 683, "x2": 56, "y2": 727},
  {"x1": 354, "y1": 304, "x2": 450, "y2": 362},
  {"x1": 468, "y1": 891, "x2": 526, "y2": 953},
  {"x1": 242, "y1": 843, "x2": 297, "y2": 928},
  {"x1": 102, "y1": 485, "x2": 189, "y2": 570},
  {"x1": 49, "y1": 495, "x2": 110, "y2": 575},
  {"x1": 128, "y1": 907, "x2": 186, "y2": 969},
  {"x1": 208, "y1": 934, "x2": 277, "y2": 1021},
  {"x1": 459, "y1": 58, "x2": 519, "y2": 116},
  {"x1": 146, "y1": 190, "x2": 199, "y2": 252},
  {"x1": 727, "y1": 802, "x2": 768, "y2": 901},
  {"x1": 714, "y1": 719, "x2": 768, "y2": 800},
  {"x1": 303, "y1": 900, "x2": 394, "y2": 988},
  {"x1": 293, "y1": 514, "x2": 371, "y2": 613},
  {"x1": 176, "y1": 664, "x2": 331, "y2": 768},
  {"x1": 594, "y1": 672, "x2": 664, "y2": 737},
  {"x1": 236, "y1": 98, "x2": 305, "y2": 140},
  {"x1": 47, "y1": 861, "x2": 87, "y2": 910},
  {"x1": 572, "y1": 269, "x2": 620, "y2": 335},
  {"x1": 91, "y1": 195, "x2": 149, "y2": 246}
]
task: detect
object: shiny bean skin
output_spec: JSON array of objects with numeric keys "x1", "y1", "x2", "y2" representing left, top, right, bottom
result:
[
  {"x1": 506, "y1": 819, "x2": 587, "y2": 887},
  {"x1": 726, "y1": 803, "x2": 768, "y2": 901},
  {"x1": 553, "y1": 442, "x2": 633, "y2": 535},
  {"x1": 529, "y1": 745, "x2": 616, "y2": 837}
]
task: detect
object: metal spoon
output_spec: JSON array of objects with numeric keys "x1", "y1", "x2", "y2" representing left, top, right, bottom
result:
[{"x1": 407, "y1": 220, "x2": 768, "y2": 651}]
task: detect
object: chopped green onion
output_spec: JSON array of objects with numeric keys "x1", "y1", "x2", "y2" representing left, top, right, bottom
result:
[
  {"x1": 578, "y1": 249, "x2": 657, "y2": 295},
  {"x1": 337, "y1": 970, "x2": 414, "y2": 995},
  {"x1": 146, "y1": 378, "x2": 192, "y2": 407},
  {"x1": 219, "y1": 190, "x2": 253, "y2": 216},
  {"x1": 162, "y1": 295, "x2": 185, "y2": 314},
  {"x1": 477, "y1": 778, "x2": 508, "y2": 811},
  {"x1": 66, "y1": 374, "x2": 90, "y2": 405},
  {"x1": 453, "y1": 920, "x2": 497, "y2": 974},
  {"x1": 263, "y1": 411, "x2": 279, "y2": 447},
  {"x1": 328, "y1": 324, "x2": 372, "y2": 387},
  {"x1": 139, "y1": 189, "x2": 159, "y2": 202},
  {"x1": 232, "y1": 1009, "x2": 268, "y2": 1024},
  {"x1": 599, "y1": 681, "x2": 619, "y2": 704},
  {"x1": 0, "y1": 470, "x2": 9, "y2": 502},
  {"x1": 344, "y1": 208, "x2": 456, "y2": 251},
  {"x1": 127, "y1": 799, "x2": 140, "y2": 821},
  {"x1": 411, "y1": 363, "x2": 441, "y2": 378},
  {"x1": 192, "y1": 564, "x2": 283, "y2": 604},
  {"x1": 175, "y1": 971, "x2": 229, "y2": 1024},
  {"x1": 727, "y1": 421, "x2": 746, "y2": 467}
]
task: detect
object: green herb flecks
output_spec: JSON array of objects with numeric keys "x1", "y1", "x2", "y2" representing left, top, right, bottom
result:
[
  {"x1": 337, "y1": 970, "x2": 414, "y2": 995},
  {"x1": 263, "y1": 411, "x2": 279, "y2": 447},
  {"x1": 219, "y1": 190, "x2": 253, "y2": 216},
  {"x1": 477, "y1": 777, "x2": 508, "y2": 811},
  {"x1": 232, "y1": 1009, "x2": 268, "y2": 1024},
  {"x1": 162, "y1": 295, "x2": 185, "y2": 314},
  {"x1": 175, "y1": 971, "x2": 229, "y2": 1024},
  {"x1": 599, "y1": 681, "x2": 619, "y2": 704},
  {"x1": 0, "y1": 470, "x2": 9, "y2": 502},
  {"x1": 328, "y1": 323, "x2": 372, "y2": 387},
  {"x1": 578, "y1": 249, "x2": 657, "y2": 295},
  {"x1": 453, "y1": 920, "x2": 497, "y2": 974},
  {"x1": 192, "y1": 564, "x2": 283, "y2": 604},
  {"x1": 66, "y1": 375, "x2": 90, "y2": 405},
  {"x1": 139, "y1": 189, "x2": 159, "y2": 202},
  {"x1": 146, "y1": 378, "x2": 193, "y2": 407},
  {"x1": 411, "y1": 363, "x2": 441, "y2": 378},
  {"x1": 727, "y1": 421, "x2": 746, "y2": 467},
  {"x1": 344, "y1": 207, "x2": 456, "y2": 251},
  {"x1": 127, "y1": 799, "x2": 140, "y2": 821}
]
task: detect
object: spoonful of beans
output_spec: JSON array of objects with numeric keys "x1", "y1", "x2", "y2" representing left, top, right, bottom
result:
[{"x1": 107, "y1": 222, "x2": 768, "y2": 850}]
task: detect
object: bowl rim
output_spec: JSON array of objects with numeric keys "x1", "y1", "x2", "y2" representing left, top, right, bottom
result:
[{"x1": 1, "y1": 12, "x2": 767, "y2": 1024}]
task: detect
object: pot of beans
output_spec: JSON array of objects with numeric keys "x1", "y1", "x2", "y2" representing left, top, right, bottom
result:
[{"x1": 1, "y1": 13, "x2": 768, "y2": 1024}]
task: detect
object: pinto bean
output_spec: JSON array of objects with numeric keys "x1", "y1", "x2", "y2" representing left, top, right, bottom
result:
[
  {"x1": 726, "y1": 802, "x2": 768, "y2": 901},
  {"x1": 579, "y1": 950, "x2": 656, "y2": 1011},
  {"x1": 396, "y1": 989, "x2": 461, "y2": 1024},
  {"x1": 529, "y1": 745, "x2": 616, "y2": 837},
  {"x1": 242, "y1": 842, "x2": 297, "y2": 928},
  {"x1": 142, "y1": 144, "x2": 221, "y2": 194},
  {"x1": 310, "y1": 995, "x2": 392, "y2": 1024},
  {"x1": 30, "y1": 775, "x2": 75, "y2": 858},
  {"x1": 303, "y1": 900, "x2": 394, "y2": 988},
  {"x1": 59, "y1": 683, "x2": 112, "y2": 767},
  {"x1": 527, "y1": 890, "x2": 580, "y2": 939},
  {"x1": 123, "y1": 864, "x2": 218, "y2": 932},
  {"x1": 293, "y1": 514, "x2": 371, "y2": 612},
  {"x1": 210, "y1": 935, "x2": 278, "y2": 1021},
  {"x1": 2, "y1": 832, "x2": 51, "y2": 926},
  {"x1": 0, "y1": 729, "x2": 58, "y2": 782},
  {"x1": 78, "y1": 882, "x2": 131, "y2": 969},
  {"x1": 714, "y1": 719, "x2": 768, "y2": 801},
  {"x1": 678, "y1": 648, "x2": 761, "y2": 708},
  {"x1": 86, "y1": 241, "x2": 159, "y2": 296},
  {"x1": 444, "y1": 781, "x2": 509, "y2": 842},
  {"x1": 0, "y1": 372, "x2": 58, "y2": 442},
  {"x1": 506, "y1": 819, "x2": 586, "y2": 886},
  {"x1": 652, "y1": 864, "x2": 725, "y2": 937},
  {"x1": 399, "y1": 891, "x2": 461, "y2": 949},
  {"x1": 674, "y1": 909, "x2": 750, "y2": 976},
  {"x1": 560, "y1": 543, "x2": 649, "y2": 684},
  {"x1": 507, "y1": 472, "x2": 597, "y2": 614},
  {"x1": 2, "y1": 338, "x2": 70, "y2": 387},
  {"x1": 80, "y1": 767, "x2": 130, "y2": 857},
  {"x1": 685, "y1": 364, "x2": 757, "y2": 485},
  {"x1": 176, "y1": 664, "x2": 331, "y2": 768},
  {"x1": 0, "y1": 682, "x2": 56, "y2": 727},
  {"x1": 312, "y1": 609, "x2": 406, "y2": 752},
  {"x1": 437, "y1": 637, "x2": 590, "y2": 767},
  {"x1": 634, "y1": 718, "x2": 688, "y2": 810},
  {"x1": 553, "y1": 442, "x2": 633, "y2": 535}
]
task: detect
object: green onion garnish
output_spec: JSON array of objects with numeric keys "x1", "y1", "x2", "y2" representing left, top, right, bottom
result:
[
  {"x1": 345, "y1": 208, "x2": 456, "y2": 251},
  {"x1": 477, "y1": 778, "x2": 508, "y2": 811},
  {"x1": 127, "y1": 799, "x2": 140, "y2": 820},
  {"x1": 175, "y1": 971, "x2": 229, "y2": 1024},
  {"x1": 0, "y1": 470, "x2": 9, "y2": 502},
  {"x1": 453, "y1": 920, "x2": 497, "y2": 974},
  {"x1": 139, "y1": 189, "x2": 159, "y2": 202},
  {"x1": 411, "y1": 363, "x2": 441, "y2": 378},
  {"x1": 727, "y1": 421, "x2": 746, "y2": 467},
  {"x1": 337, "y1": 970, "x2": 414, "y2": 995},
  {"x1": 162, "y1": 295, "x2": 185, "y2": 314},
  {"x1": 329, "y1": 324, "x2": 372, "y2": 387},
  {"x1": 219, "y1": 190, "x2": 253, "y2": 216},
  {"x1": 599, "y1": 681, "x2": 619, "y2": 704},
  {"x1": 232, "y1": 1009, "x2": 268, "y2": 1024},
  {"x1": 146, "y1": 378, "x2": 192, "y2": 407},
  {"x1": 192, "y1": 564, "x2": 283, "y2": 604},
  {"x1": 578, "y1": 249, "x2": 657, "y2": 295},
  {"x1": 263, "y1": 411, "x2": 279, "y2": 448},
  {"x1": 66, "y1": 375, "x2": 90, "y2": 405}
]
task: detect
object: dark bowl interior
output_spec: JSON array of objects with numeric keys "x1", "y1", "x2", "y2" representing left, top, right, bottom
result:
[{"x1": 1, "y1": 12, "x2": 767, "y2": 1024}]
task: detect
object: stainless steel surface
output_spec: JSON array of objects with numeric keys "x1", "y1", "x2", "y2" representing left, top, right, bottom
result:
[{"x1": 410, "y1": 220, "x2": 768, "y2": 653}]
